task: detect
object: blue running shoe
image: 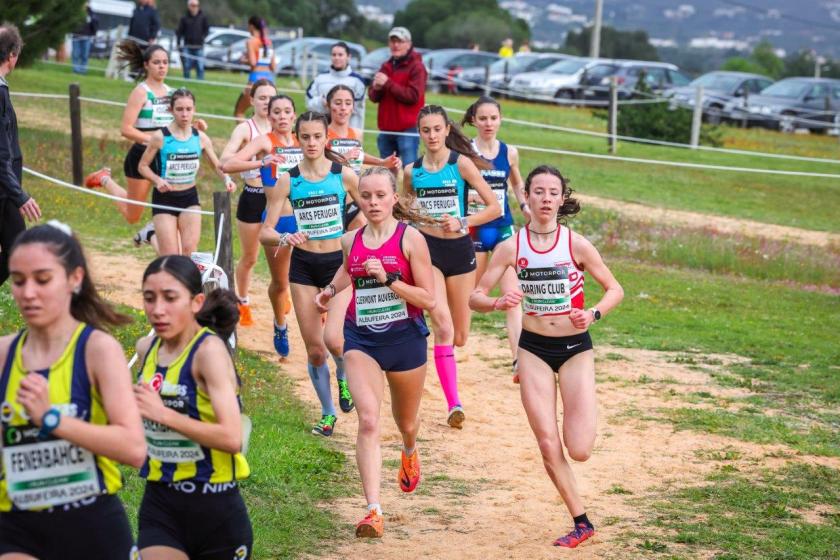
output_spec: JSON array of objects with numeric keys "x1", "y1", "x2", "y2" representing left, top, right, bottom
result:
[{"x1": 274, "y1": 322, "x2": 290, "y2": 357}]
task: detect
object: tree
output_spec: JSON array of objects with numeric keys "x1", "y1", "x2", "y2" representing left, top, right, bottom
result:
[
  {"x1": 783, "y1": 50, "x2": 840, "y2": 79},
  {"x1": 751, "y1": 40, "x2": 784, "y2": 79},
  {"x1": 393, "y1": 0, "x2": 529, "y2": 49},
  {"x1": 720, "y1": 56, "x2": 767, "y2": 76},
  {"x1": 0, "y1": 0, "x2": 84, "y2": 66},
  {"x1": 565, "y1": 26, "x2": 658, "y2": 61}
]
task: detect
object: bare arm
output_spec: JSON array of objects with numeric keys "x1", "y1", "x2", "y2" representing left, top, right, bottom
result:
[
  {"x1": 219, "y1": 122, "x2": 250, "y2": 165},
  {"x1": 221, "y1": 135, "x2": 270, "y2": 174},
  {"x1": 200, "y1": 131, "x2": 235, "y2": 191},
  {"x1": 17, "y1": 332, "x2": 147, "y2": 468},
  {"x1": 469, "y1": 237, "x2": 520, "y2": 312},
  {"x1": 138, "y1": 130, "x2": 167, "y2": 188},
  {"x1": 568, "y1": 233, "x2": 623, "y2": 330},
  {"x1": 136, "y1": 336, "x2": 243, "y2": 454},
  {"x1": 259, "y1": 173, "x2": 294, "y2": 247},
  {"x1": 402, "y1": 162, "x2": 415, "y2": 195},
  {"x1": 394, "y1": 226, "x2": 435, "y2": 310},
  {"x1": 121, "y1": 86, "x2": 154, "y2": 144},
  {"x1": 342, "y1": 166, "x2": 361, "y2": 203},
  {"x1": 507, "y1": 145, "x2": 527, "y2": 211},
  {"x1": 459, "y1": 157, "x2": 501, "y2": 227}
]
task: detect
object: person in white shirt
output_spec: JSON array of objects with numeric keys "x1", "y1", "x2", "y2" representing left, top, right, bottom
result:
[{"x1": 305, "y1": 42, "x2": 366, "y2": 130}]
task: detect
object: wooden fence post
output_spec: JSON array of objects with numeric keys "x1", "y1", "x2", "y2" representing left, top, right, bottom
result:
[
  {"x1": 213, "y1": 191, "x2": 235, "y2": 295},
  {"x1": 69, "y1": 83, "x2": 83, "y2": 186},
  {"x1": 608, "y1": 77, "x2": 618, "y2": 154}
]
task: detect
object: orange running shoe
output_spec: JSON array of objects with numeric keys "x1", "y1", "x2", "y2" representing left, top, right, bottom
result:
[
  {"x1": 398, "y1": 448, "x2": 421, "y2": 493},
  {"x1": 84, "y1": 167, "x2": 111, "y2": 189},
  {"x1": 355, "y1": 509, "x2": 384, "y2": 538},
  {"x1": 238, "y1": 303, "x2": 254, "y2": 327}
]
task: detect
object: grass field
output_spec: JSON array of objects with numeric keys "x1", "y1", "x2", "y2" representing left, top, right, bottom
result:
[{"x1": 4, "y1": 61, "x2": 839, "y2": 559}]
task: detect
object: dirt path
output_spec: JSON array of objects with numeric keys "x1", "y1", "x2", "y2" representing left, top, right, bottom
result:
[
  {"x1": 577, "y1": 194, "x2": 839, "y2": 248},
  {"x1": 90, "y1": 250, "x2": 837, "y2": 559}
]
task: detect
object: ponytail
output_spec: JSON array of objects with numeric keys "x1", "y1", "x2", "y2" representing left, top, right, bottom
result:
[
  {"x1": 248, "y1": 15, "x2": 269, "y2": 58},
  {"x1": 461, "y1": 95, "x2": 501, "y2": 127},
  {"x1": 117, "y1": 41, "x2": 168, "y2": 81},
  {"x1": 11, "y1": 223, "x2": 132, "y2": 331},
  {"x1": 142, "y1": 256, "x2": 240, "y2": 341},
  {"x1": 358, "y1": 167, "x2": 438, "y2": 226},
  {"x1": 417, "y1": 105, "x2": 491, "y2": 170}
]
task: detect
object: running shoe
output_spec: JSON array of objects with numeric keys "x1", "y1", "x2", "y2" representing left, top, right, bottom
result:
[
  {"x1": 338, "y1": 378, "x2": 354, "y2": 413},
  {"x1": 398, "y1": 448, "x2": 421, "y2": 493},
  {"x1": 553, "y1": 523, "x2": 595, "y2": 548},
  {"x1": 355, "y1": 509, "x2": 384, "y2": 538},
  {"x1": 273, "y1": 322, "x2": 289, "y2": 357},
  {"x1": 312, "y1": 414, "x2": 337, "y2": 437},
  {"x1": 84, "y1": 167, "x2": 110, "y2": 189},
  {"x1": 133, "y1": 221, "x2": 155, "y2": 247},
  {"x1": 238, "y1": 303, "x2": 254, "y2": 327},
  {"x1": 512, "y1": 359, "x2": 520, "y2": 384},
  {"x1": 447, "y1": 405, "x2": 465, "y2": 429}
]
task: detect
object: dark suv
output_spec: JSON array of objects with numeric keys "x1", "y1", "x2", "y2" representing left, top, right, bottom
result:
[
  {"x1": 578, "y1": 61, "x2": 691, "y2": 100},
  {"x1": 665, "y1": 71, "x2": 774, "y2": 124},
  {"x1": 726, "y1": 77, "x2": 840, "y2": 132}
]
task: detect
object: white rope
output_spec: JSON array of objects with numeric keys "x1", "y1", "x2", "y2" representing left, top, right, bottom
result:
[{"x1": 23, "y1": 167, "x2": 215, "y2": 215}]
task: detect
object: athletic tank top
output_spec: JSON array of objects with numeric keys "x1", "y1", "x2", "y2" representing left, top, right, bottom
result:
[
  {"x1": 138, "y1": 328, "x2": 250, "y2": 484},
  {"x1": 515, "y1": 226, "x2": 585, "y2": 316},
  {"x1": 288, "y1": 162, "x2": 346, "y2": 240},
  {"x1": 469, "y1": 140, "x2": 513, "y2": 227},
  {"x1": 158, "y1": 127, "x2": 202, "y2": 187},
  {"x1": 260, "y1": 132, "x2": 303, "y2": 187},
  {"x1": 0, "y1": 323, "x2": 122, "y2": 511},
  {"x1": 345, "y1": 223, "x2": 424, "y2": 330},
  {"x1": 249, "y1": 37, "x2": 274, "y2": 69},
  {"x1": 327, "y1": 128, "x2": 364, "y2": 174},
  {"x1": 240, "y1": 118, "x2": 265, "y2": 182},
  {"x1": 135, "y1": 82, "x2": 174, "y2": 131},
  {"x1": 411, "y1": 151, "x2": 467, "y2": 220}
]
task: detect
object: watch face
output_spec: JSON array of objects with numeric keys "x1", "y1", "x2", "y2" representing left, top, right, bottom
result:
[{"x1": 44, "y1": 412, "x2": 59, "y2": 428}]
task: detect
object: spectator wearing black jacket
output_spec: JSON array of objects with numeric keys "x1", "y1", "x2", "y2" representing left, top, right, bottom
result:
[
  {"x1": 128, "y1": 0, "x2": 160, "y2": 45},
  {"x1": 177, "y1": 0, "x2": 210, "y2": 80},
  {"x1": 72, "y1": 3, "x2": 99, "y2": 75},
  {"x1": 0, "y1": 25, "x2": 41, "y2": 286}
]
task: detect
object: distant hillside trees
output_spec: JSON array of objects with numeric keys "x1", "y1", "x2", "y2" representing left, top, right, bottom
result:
[
  {"x1": 393, "y1": 0, "x2": 529, "y2": 50},
  {"x1": 565, "y1": 25, "x2": 658, "y2": 61},
  {"x1": 0, "y1": 0, "x2": 84, "y2": 65}
]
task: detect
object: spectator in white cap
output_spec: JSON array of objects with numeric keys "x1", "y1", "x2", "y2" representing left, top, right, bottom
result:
[
  {"x1": 305, "y1": 42, "x2": 367, "y2": 130},
  {"x1": 368, "y1": 26, "x2": 427, "y2": 165}
]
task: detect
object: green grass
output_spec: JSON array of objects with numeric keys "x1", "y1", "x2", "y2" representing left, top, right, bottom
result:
[
  {"x1": 10, "y1": 61, "x2": 840, "y2": 232},
  {"x1": 0, "y1": 289, "x2": 350, "y2": 558},
  {"x1": 633, "y1": 463, "x2": 840, "y2": 559}
]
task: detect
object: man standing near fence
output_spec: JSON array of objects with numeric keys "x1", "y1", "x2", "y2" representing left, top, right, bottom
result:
[
  {"x1": 72, "y1": 3, "x2": 99, "y2": 75},
  {"x1": 176, "y1": 0, "x2": 209, "y2": 80},
  {"x1": 368, "y1": 27, "x2": 426, "y2": 165},
  {"x1": 305, "y1": 42, "x2": 366, "y2": 130},
  {"x1": 0, "y1": 25, "x2": 41, "y2": 286},
  {"x1": 128, "y1": 0, "x2": 160, "y2": 45}
]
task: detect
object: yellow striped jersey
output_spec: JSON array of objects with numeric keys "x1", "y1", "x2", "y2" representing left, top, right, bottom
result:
[
  {"x1": 138, "y1": 327, "x2": 249, "y2": 483},
  {"x1": 0, "y1": 323, "x2": 122, "y2": 511}
]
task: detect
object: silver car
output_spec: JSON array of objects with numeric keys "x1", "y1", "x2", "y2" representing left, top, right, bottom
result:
[{"x1": 508, "y1": 57, "x2": 596, "y2": 101}]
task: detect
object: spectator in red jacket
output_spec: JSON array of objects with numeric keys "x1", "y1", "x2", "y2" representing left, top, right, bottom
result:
[{"x1": 369, "y1": 27, "x2": 426, "y2": 165}]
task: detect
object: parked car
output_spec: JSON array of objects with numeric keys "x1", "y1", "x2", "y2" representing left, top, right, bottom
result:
[
  {"x1": 202, "y1": 27, "x2": 251, "y2": 69},
  {"x1": 578, "y1": 60, "x2": 691, "y2": 100},
  {"x1": 508, "y1": 57, "x2": 596, "y2": 100},
  {"x1": 725, "y1": 77, "x2": 840, "y2": 132},
  {"x1": 422, "y1": 49, "x2": 500, "y2": 93},
  {"x1": 458, "y1": 53, "x2": 570, "y2": 94},
  {"x1": 359, "y1": 46, "x2": 429, "y2": 85},
  {"x1": 665, "y1": 71, "x2": 774, "y2": 124},
  {"x1": 275, "y1": 37, "x2": 366, "y2": 77}
]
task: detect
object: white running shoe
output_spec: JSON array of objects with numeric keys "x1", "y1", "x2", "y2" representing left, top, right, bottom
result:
[{"x1": 133, "y1": 221, "x2": 155, "y2": 247}]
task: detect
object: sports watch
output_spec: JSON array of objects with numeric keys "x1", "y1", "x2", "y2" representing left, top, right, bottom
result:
[
  {"x1": 39, "y1": 407, "x2": 61, "y2": 440},
  {"x1": 591, "y1": 308, "x2": 602, "y2": 322},
  {"x1": 384, "y1": 271, "x2": 402, "y2": 287}
]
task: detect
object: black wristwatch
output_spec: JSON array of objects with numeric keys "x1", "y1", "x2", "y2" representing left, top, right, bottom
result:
[
  {"x1": 384, "y1": 271, "x2": 402, "y2": 287},
  {"x1": 591, "y1": 308, "x2": 602, "y2": 321}
]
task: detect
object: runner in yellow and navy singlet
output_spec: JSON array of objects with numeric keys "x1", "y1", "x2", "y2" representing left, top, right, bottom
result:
[
  {"x1": 134, "y1": 255, "x2": 252, "y2": 560},
  {"x1": 0, "y1": 223, "x2": 145, "y2": 560}
]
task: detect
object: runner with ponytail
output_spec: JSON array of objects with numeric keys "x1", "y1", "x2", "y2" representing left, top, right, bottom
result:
[{"x1": 234, "y1": 16, "x2": 275, "y2": 120}]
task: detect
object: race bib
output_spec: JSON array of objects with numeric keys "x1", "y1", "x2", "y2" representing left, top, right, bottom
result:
[
  {"x1": 164, "y1": 153, "x2": 200, "y2": 185},
  {"x1": 292, "y1": 194, "x2": 343, "y2": 239},
  {"x1": 272, "y1": 147, "x2": 304, "y2": 179},
  {"x1": 518, "y1": 267, "x2": 571, "y2": 315},
  {"x1": 330, "y1": 138, "x2": 364, "y2": 174},
  {"x1": 151, "y1": 98, "x2": 172, "y2": 127},
  {"x1": 3, "y1": 425, "x2": 102, "y2": 509},
  {"x1": 468, "y1": 186, "x2": 505, "y2": 215},
  {"x1": 354, "y1": 276, "x2": 408, "y2": 326},
  {"x1": 143, "y1": 419, "x2": 206, "y2": 463},
  {"x1": 416, "y1": 186, "x2": 460, "y2": 218}
]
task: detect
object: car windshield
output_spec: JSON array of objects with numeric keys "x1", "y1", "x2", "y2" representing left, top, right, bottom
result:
[
  {"x1": 761, "y1": 80, "x2": 811, "y2": 98},
  {"x1": 489, "y1": 55, "x2": 537, "y2": 73},
  {"x1": 547, "y1": 59, "x2": 587, "y2": 75},
  {"x1": 691, "y1": 73, "x2": 742, "y2": 91},
  {"x1": 528, "y1": 57, "x2": 563, "y2": 71},
  {"x1": 212, "y1": 34, "x2": 245, "y2": 47}
]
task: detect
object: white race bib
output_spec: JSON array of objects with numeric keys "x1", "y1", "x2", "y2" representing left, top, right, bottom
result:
[
  {"x1": 468, "y1": 186, "x2": 505, "y2": 215},
  {"x1": 164, "y1": 153, "x2": 200, "y2": 185},
  {"x1": 330, "y1": 138, "x2": 363, "y2": 174},
  {"x1": 518, "y1": 267, "x2": 571, "y2": 315},
  {"x1": 151, "y1": 98, "x2": 172, "y2": 127},
  {"x1": 3, "y1": 427, "x2": 102, "y2": 509},
  {"x1": 354, "y1": 276, "x2": 408, "y2": 326},
  {"x1": 292, "y1": 194, "x2": 343, "y2": 239},
  {"x1": 143, "y1": 419, "x2": 206, "y2": 463},
  {"x1": 416, "y1": 186, "x2": 460, "y2": 218},
  {"x1": 272, "y1": 147, "x2": 304, "y2": 179}
]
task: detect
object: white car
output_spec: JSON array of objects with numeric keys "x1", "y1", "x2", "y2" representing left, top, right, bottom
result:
[{"x1": 508, "y1": 57, "x2": 598, "y2": 101}]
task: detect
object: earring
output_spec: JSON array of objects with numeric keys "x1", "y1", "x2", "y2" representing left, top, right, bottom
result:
[{"x1": 73, "y1": 285, "x2": 82, "y2": 295}]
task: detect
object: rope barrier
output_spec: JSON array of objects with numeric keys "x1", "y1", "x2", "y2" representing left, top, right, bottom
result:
[{"x1": 23, "y1": 167, "x2": 215, "y2": 215}]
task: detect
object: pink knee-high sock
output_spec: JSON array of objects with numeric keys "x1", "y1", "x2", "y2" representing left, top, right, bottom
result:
[{"x1": 434, "y1": 345, "x2": 460, "y2": 410}]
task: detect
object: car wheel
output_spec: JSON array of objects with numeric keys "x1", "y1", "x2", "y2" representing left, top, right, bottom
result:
[
  {"x1": 706, "y1": 105, "x2": 723, "y2": 125},
  {"x1": 779, "y1": 112, "x2": 796, "y2": 133}
]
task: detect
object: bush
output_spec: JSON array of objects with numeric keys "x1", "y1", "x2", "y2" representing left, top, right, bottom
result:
[{"x1": 1, "y1": 1, "x2": 84, "y2": 66}]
